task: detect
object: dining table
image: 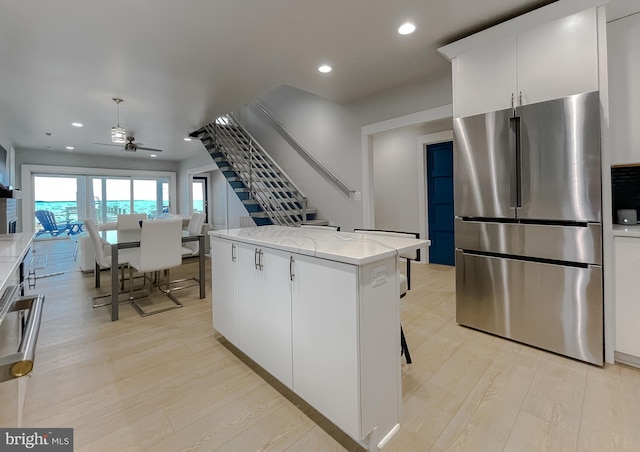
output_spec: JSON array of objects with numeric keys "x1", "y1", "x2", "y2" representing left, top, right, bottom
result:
[{"x1": 97, "y1": 229, "x2": 206, "y2": 321}]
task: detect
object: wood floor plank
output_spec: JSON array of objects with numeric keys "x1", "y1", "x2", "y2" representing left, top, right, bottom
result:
[
  {"x1": 429, "y1": 340, "x2": 538, "y2": 452},
  {"x1": 521, "y1": 354, "x2": 587, "y2": 434},
  {"x1": 504, "y1": 411, "x2": 578, "y2": 452},
  {"x1": 6, "y1": 239, "x2": 640, "y2": 452}
]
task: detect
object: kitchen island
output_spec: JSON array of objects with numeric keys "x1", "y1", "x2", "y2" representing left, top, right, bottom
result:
[{"x1": 209, "y1": 226, "x2": 429, "y2": 450}]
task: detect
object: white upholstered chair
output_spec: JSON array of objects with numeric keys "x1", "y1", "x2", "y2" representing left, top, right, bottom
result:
[
  {"x1": 84, "y1": 218, "x2": 139, "y2": 308},
  {"x1": 353, "y1": 228, "x2": 420, "y2": 364},
  {"x1": 128, "y1": 218, "x2": 184, "y2": 316},
  {"x1": 117, "y1": 213, "x2": 147, "y2": 230},
  {"x1": 181, "y1": 213, "x2": 206, "y2": 257}
]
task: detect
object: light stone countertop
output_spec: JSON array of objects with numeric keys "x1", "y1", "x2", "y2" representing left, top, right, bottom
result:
[
  {"x1": 0, "y1": 231, "x2": 35, "y2": 299},
  {"x1": 209, "y1": 226, "x2": 430, "y2": 265}
]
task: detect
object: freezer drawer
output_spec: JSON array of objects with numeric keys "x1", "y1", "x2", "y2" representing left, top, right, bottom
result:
[
  {"x1": 455, "y1": 219, "x2": 602, "y2": 265},
  {"x1": 456, "y1": 250, "x2": 603, "y2": 365}
]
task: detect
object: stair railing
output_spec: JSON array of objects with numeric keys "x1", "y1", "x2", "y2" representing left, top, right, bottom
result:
[{"x1": 203, "y1": 115, "x2": 308, "y2": 226}]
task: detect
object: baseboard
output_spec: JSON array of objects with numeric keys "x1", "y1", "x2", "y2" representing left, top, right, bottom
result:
[{"x1": 614, "y1": 350, "x2": 640, "y2": 368}]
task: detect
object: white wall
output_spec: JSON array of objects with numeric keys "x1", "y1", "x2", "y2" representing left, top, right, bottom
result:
[
  {"x1": 209, "y1": 169, "x2": 254, "y2": 229},
  {"x1": 15, "y1": 148, "x2": 179, "y2": 187},
  {"x1": 347, "y1": 74, "x2": 452, "y2": 126},
  {"x1": 372, "y1": 120, "x2": 452, "y2": 234},
  {"x1": 236, "y1": 85, "x2": 363, "y2": 231},
  {"x1": 608, "y1": 11, "x2": 640, "y2": 164}
]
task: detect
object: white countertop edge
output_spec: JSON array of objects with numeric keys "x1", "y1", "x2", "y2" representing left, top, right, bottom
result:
[
  {"x1": 612, "y1": 224, "x2": 640, "y2": 238},
  {"x1": 209, "y1": 227, "x2": 428, "y2": 266},
  {"x1": 0, "y1": 231, "x2": 36, "y2": 295}
]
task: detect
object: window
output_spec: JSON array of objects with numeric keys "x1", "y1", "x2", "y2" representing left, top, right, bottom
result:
[{"x1": 25, "y1": 165, "x2": 176, "y2": 233}]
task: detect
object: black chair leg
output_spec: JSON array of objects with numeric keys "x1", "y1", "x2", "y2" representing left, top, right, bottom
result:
[{"x1": 400, "y1": 325, "x2": 412, "y2": 364}]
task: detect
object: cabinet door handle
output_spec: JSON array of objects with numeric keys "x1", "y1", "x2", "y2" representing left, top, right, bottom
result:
[
  {"x1": 290, "y1": 256, "x2": 295, "y2": 281},
  {"x1": 231, "y1": 243, "x2": 236, "y2": 262},
  {"x1": 254, "y1": 248, "x2": 259, "y2": 269},
  {"x1": 256, "y1": 249, "x2": 264, "y2": 271}
]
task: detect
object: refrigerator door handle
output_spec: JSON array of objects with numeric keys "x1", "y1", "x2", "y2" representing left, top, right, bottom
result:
[
  {"x1": 509, "y1": 116, "x2": 522, "y2": 210},
  {"x1": 515, "y1": 115, "x2": 522, "y2": 209}
]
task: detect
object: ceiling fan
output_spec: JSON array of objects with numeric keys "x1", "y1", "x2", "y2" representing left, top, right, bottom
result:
[
  {"x1": 94, "y1": 97, "x2": 163, "y2": 152},
  {"x1": 95, "y1": 136, "x2": 163, "y2": 153}
]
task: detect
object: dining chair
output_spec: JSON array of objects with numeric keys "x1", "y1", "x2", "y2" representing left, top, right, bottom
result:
[
  {"x1": 353, "y1": 228, "x2": 420, "y2": 364},
  {"x1": 181, "y1": 213, "x2": 206, "y2": 257},
  {"x1": 84, "y1": 218, "x2": 139, "y2": 308},
  {"x1": 117, "y1": 213, "x2": 147, "y2": 230},
  {"x1": 128, "y1": 218, "x2": 184, "y2": 317}
]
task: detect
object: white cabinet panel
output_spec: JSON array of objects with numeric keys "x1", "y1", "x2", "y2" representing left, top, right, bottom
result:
[
  {"x1": 614, "y1": 237, "x2": 640, "y2": 358},
  {"x1": 608, "y1": 12, "x2": 640, "y2": 165},
  {"x1": 452, "y1": 8, "x2": 599, "y2": 118},
  {"x1": 453, "y1": 37, "x2": 517, "y2": 118},
  {"x1": 211, "y1": 238, "x2": 239, "y2": 345},
  {"x1": 517, "y1": 8, "x2": 599, "y2": 106},
  {"x1": 291, "y1": 255, "x2": 359, "y2": 439},
  {"x1": 238, "y1": 243, "x2": 293, "y2": 388}
]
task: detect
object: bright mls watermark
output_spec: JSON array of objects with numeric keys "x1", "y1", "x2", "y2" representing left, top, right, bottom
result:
[{"x1": 0, "y1": 429, "x2": 73, "y2": 451}]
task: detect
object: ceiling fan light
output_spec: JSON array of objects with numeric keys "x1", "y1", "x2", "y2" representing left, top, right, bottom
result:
[{"x1": 111, "y1": 126, "x2": 127, "y2": 143}]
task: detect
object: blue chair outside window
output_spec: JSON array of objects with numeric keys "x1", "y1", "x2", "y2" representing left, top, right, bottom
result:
[{"x1": 35, "y1": 210, "x2": 83, "y2": 237}]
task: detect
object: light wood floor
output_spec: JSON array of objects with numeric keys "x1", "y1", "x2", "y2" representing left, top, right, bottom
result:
[{"x1": 1, "y1": 238, "x2": 639, "y2": 451}]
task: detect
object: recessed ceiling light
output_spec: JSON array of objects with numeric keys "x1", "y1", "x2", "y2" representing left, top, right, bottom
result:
[
  {"x1": 150, "y1": 154, "x2": 157, "y2": 158},
  {"x1": 66, "y1": 146, "x2": 74, "y2": 150},
  {"x1": 184, "y1": 137, "x2": 192, "y2": 142},
  {"x1": 71, "y1": 122, "x2": 83, "y2": 127},
  {"x1": 398, "y1": 22, "x2": 416, "y2": 35},
  {"x1": 318, "y1": 65, "x2": 332, "y2": 73}
]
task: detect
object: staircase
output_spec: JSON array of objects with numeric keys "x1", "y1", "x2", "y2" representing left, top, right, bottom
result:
[{"x1": 194, "y1": 114, "x2": 327, "y2": 227}]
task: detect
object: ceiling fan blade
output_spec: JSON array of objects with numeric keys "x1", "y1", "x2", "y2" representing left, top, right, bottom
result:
[
  {"x1": 135, "y1": 146, "x2": 163, "y2": 152},
  {"x1": 93, "y1": 142, "x2": 123, "y2": 147}
]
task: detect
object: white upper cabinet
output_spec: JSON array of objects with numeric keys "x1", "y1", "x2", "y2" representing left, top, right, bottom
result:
[
  {"x1": 517, "y1": 8, "x2": 598, "y2": 106},
  {"x1": 453, "y1": 8, "x2": 599, "y2": 118},
  {"x1": 453, "y1": 37, "x2": 517, "y2": 118}
]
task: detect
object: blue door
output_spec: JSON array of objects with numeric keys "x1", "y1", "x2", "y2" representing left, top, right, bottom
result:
[{"x1": 427, "y1": 141, "x2": 455, "y2": 266}]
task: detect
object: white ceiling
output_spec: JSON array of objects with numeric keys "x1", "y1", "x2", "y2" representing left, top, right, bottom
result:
[{"x1": 2, "y1": 0, "x2": 608, "y2": 161}]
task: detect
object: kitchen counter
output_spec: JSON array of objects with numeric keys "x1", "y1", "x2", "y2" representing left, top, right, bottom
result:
[
  {"x1": 612, "y1": 224, "x2": 640, "y2": 238},
  {"x1": 209, "y1": 225, "x2": 429, "y2": 265},
  {"x1": 0, "y1": 232, "x2": 35, "y2": 296}
]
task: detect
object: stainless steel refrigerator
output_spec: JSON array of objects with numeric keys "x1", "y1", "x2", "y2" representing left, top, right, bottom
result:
[{"x1": 454, "y1": 91, "x2": 603, "y2": 365}]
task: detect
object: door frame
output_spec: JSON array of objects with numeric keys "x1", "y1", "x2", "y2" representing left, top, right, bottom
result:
[
  {"x1": 186, "y1": 163, "x2": 217, "y2": 223},
  {"x1": 361, "y1": 104, "x2": 453, "y2": 263},
  {"x1": 192, "y1": 175, "x2": 210, "y2": 223}
]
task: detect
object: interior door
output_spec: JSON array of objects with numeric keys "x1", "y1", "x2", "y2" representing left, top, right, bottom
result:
[{"x1": 427, "y1": 142, "x2": 455, "y2": 265}]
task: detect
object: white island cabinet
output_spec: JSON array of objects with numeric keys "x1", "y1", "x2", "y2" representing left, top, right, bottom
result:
[{"x1": 209, "y1": 226, "x2": 429, "y2": 450}]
